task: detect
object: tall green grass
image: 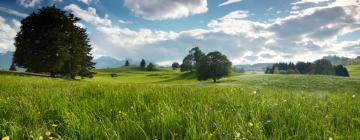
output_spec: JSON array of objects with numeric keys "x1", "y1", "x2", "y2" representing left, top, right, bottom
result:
[{"x1": 0, "y1": 68, "x2": 359, "y2": 139}]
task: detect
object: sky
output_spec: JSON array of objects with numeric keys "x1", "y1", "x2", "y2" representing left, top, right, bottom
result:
[{"x1": 0, "y1": 0, "x2": 359, "y2": 65}]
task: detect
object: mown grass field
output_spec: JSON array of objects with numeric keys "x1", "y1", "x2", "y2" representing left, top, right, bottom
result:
[{"x1": 0, "y1": 66, "x2": 360, "y2": 139}]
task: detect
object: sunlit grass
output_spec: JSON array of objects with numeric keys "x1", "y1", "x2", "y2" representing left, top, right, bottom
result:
[{"x1": 0, "y1": 67, "x2": 359, "y2": 139}]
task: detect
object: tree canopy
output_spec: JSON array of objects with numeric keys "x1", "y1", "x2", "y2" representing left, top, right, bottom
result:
[
  {"x1": 146, "y1": 63, "x2": 156, "y2": 71},
  {"x1": 265, "y1": 59, "x2": 350, "y2": 77},
  {"x1": 180, "y1": 47, "x2": 205, "y2": 72},
  {"x1": 140, "y1": 59, "x2": 146, "y2": 69},
  {"x1": 125, "y1": 60, "x2": 130, "y2": 66},
  {"x1": 334, "y1": 65, "x2": 349, "y2": 77},
  {"x1": 13, "y1": 6, "x2": 95, "y2": 79},
  {"x1": 196, "y1": 51, "x2": 232, "y2": 83},
  {"x1": 171, "y1": 62, "x2": 180, "y2": 70}
]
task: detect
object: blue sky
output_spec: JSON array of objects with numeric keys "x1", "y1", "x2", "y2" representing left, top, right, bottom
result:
[{"x1": 0, "y1": 0, "x2": 359, "y2": 65}]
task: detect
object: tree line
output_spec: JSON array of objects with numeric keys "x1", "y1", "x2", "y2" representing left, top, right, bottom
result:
[
  {"x1": 265, "y1": 59, "x2": 350, "y2": 77},
  {"x1": 123, "y1": 59, "x2": 156, "y2": 71}
]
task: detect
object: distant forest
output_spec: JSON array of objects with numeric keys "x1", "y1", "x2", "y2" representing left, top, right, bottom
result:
[{"x1": 265, "y1": 59, "x2": 350, "y2": 77}]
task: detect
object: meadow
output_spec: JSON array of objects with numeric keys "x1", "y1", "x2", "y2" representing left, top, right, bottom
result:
[{"x1": 0, "y1": 65, "x2": 359, "y2": 139}]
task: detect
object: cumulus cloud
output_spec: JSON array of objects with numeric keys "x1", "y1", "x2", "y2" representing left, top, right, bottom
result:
[
  {"x1": 292, "y1": 0, "x2": 331, "y2": 5},
  {"x1": 64, "y1": 4, "x2": 112, "y2": 26},
  {"x1": 218, "y1": 0, "x2": 243, "y2": 7},
  {"x1": 0, "y1": 17, "x2": 19, "y2": 52},
  {"x1": 123, "y1": 0, "x2": 208, "y2": 20},
  {"x1": 0, "y1": 7, "x2": 28, "y2": 18},
  {"x1": 91, "y1": 1, "x2": 360, "y2": 65},
  {"x1": 17, "y1": 0, "x2": 41, "y2": 8},
  {"x1": 118, "y1": 19, "x2": 132, "y2": 24},
  {"x1": 78, "y1": 0, "x2": 98, "y2": 5}
]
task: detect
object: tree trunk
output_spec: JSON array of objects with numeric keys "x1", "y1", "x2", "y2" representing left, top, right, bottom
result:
[
  {"x1": 213, "y1": 78, "x2": 217, "y2": 83},
  {"x1": 50, "y1": 72, "x2": 56, "y2": 78}
]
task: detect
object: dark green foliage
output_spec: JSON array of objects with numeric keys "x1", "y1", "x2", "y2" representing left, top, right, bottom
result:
[
  {"x1": 146, "y1": 63, "x2": 156, "y2": 71},
  {"x1": 180, "y1": 47, "x2": 205, "y2": 72},
  {"x1": 171, "y1": 62, "x2": 179, "y2": 70},
  {"x1": 266, "y1": 59, "x2": 349, "y2": 77},
  {"x1": 334, "y1": 65, "x2": 349, "y2": 77},
  {"x1": 295, "y1": 62, "x2": 314, "y2": 74},
  {"x1": 265, "y1": 67, "x2": 271, "y2": 74},
  {"x1": 13, "y1": 6, "x2": 95, "y2": 79},
  {"x1": 125, "y1": 60, "x2": 130, "y2": 66},
  {"x1": 9, "y1": 61, "x2": 16, "y2": 71},
  {"x1": 196, "y1": 51, "x2": 232, "y2": 83},
  {"x1": 314, "y1": 59, "x2": 334, "y2": 75},
  {"x1": 140, "y1": 59, "x2": 146, "y2": 69},
  {"x1": 180, "y1": 55, "x2": 193, "y2": 72}
]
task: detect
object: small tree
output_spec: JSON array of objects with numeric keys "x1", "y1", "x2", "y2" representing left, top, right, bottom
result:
[
  {"x1": 9, "y1": 61, "x2": 17, "y2": 71},
  {"x1": 171, "y1": 62, "x2": 180, "y2": 70},
  {"x1": 125, "y1": 60, "x2": 130, "y2": 66},
  {"x1": 147, "y1": 63, "x2": 156, "y2": 71},
  {"x1": 334, "y1": 65, "x2": 349, "y2": 77},
  {"x1": 140, "y1": 59, "x2": 146, "y2": 69},
  {"x1": 196, "y1": 51, "x2": 232, "y2": 83}
]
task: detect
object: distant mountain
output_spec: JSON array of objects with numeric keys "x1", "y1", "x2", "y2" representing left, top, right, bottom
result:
[
  {"x1": 0, "y1": 51, "x2": 13, "y2": 70},
  {"x1": 322, "y1": 55, "x2": 350, "y2": 65},
  {"x1": 93, "y1": 56, "x2": 126, "y2": 69}
]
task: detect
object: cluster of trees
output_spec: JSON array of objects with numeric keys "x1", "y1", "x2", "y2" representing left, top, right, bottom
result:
[
  {"x1": 265, "y1": 59, "x2": 349, "y2": 77},
  {"x1": 139, "y1": 59, "x2": 156, "y2": 71},
  {"x1": 123, "y1": 59, "x2": 156, "y2": 71},
  {"x1": 11, "y1": 6, "x2": 95, "y2": 79},
  {"x1": 176, "y1": 47, "x2": 232, "y2": 82}
]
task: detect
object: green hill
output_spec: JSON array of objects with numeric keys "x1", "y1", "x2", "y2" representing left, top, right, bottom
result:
[
  {"x1": 0, "y1": 67, "x2": 359, "y2": 139},
  {"x1": 347, "y1": 64, "x2": 360, "y2": 78}
]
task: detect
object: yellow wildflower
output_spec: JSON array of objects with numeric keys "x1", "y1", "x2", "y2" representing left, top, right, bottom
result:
[
  {"x1": 45, "y1": 131, "x2": 51, "y2": 137},
  {"x1": 249, "y1": 122, "x2": 254, "y2": 127},
  {"x1": 52, "y1": 124, "x2": 58, "y2": 127},
  {"x1": 2, "y1": 136, "x2": 10, "y2": 140},
  {"x1": 48, "y1": 137, "x2": 54, "y2": 140},
  {"x1": 329, "y1": 137, "x2": 333, "y2": 140}
]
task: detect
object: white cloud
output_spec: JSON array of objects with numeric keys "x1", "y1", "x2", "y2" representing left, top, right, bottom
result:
[
  {"x1": 219, "y1": 10, "x2": 249, "y2": 20},
  {"x1": 0, "y1": 17, "x2": 19, "y2": 52},
  {"x1": 118, "y1": 19, "x2": 132, "y2": 24},
  {"x1": 218, "y1": 0, "x2": 243, "y2": 7},
  {"x1": 92, "y1": 2, "x2": 360, "y2": 64},
  {"x1": 64, "y1": 4, "x2": 112, "y2": 26},
  {"x1": 78, "y1": 0, "x2": 98, "y2": 5},
  {"x1": 95, "y1": 26, "x2": 178, "y2": 47},
  {"x1": 0, "y1": 7, "x2": 28, "y2": 18},
  {"x1": 123, "y1": 0, "x2": 208, "y2": 20},
  {"x1": 17, "y1": 0, "x2": 41, "y2": 8},
  {"x1": 292, "y1": 0, "x2": 331, "y2": 5}
]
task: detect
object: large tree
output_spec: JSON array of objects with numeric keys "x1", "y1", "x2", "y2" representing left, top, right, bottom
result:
[
  {"x1": 196, "y1": 51, "x2": 232, "y2": 83},
  {"x1": 180, "y1": 47, "x2": 205, "y2": 72},
  {"x1": 13, "y1": 6, "x2": 95, "y2": 79}
]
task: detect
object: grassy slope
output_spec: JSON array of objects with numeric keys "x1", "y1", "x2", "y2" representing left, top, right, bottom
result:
[
  {"x1": 347, "y1": 64, "x2": 360, "y2": 78},
  {"x1": 0, "y1": 67, "x2": 359, "y2": 139}
]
